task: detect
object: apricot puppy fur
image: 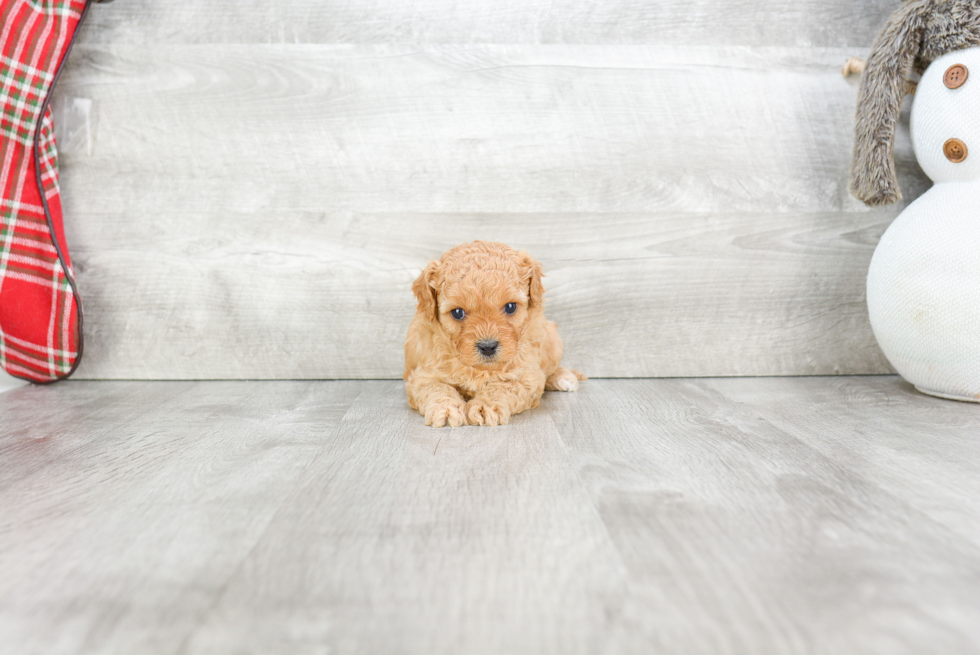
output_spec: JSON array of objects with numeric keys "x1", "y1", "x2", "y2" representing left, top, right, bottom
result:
[{"x1": 405, "y1": 241, "x2": 584, "y2": 427}]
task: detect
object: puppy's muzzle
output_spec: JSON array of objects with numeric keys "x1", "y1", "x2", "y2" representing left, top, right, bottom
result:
[{"x1": 476, "y1": 339, "x2": 499, "y2": 358}]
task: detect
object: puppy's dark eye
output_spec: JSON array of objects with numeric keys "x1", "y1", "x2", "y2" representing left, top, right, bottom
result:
[
  {"x1": 504, "y1": 303, "x2": 517, "y2": 315},
  {"x1": 451, "y1": 308, "x2": 466, "y2": 320}
]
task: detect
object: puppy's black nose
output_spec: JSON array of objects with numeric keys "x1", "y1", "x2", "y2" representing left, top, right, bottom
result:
[{"x1": 477, "y1": 339, "x2": 499, "y2": 358}]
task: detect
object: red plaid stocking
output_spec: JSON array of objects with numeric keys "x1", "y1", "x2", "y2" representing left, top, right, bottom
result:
[{"x1": 1, "y1": 0, "x2": 88, "y2": 382}]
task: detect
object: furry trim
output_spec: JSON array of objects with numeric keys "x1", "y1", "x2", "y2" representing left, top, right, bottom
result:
[{"x1": 851, "y1": 0, "x2": 980, "y2": 206}]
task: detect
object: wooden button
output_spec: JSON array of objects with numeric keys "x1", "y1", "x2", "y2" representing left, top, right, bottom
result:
[
  {"x1": 944, "y1": 138, "x2": 968, "y2": 163},
  {"x1": 944, "y1": 64, "x2": 969, "y2": 89}
]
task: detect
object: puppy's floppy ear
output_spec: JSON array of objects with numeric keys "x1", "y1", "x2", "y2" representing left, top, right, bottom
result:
[
  {"x1": 517, "y1": 251, "x2": 545, "y2": 308},
  {"x1": 412, "y1": 260, "x2": 441, "y2": 320}
]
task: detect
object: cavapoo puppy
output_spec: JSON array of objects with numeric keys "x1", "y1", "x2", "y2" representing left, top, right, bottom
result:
[{"x1": 405, "y1": 241, "x2": 584, "y2": 427}]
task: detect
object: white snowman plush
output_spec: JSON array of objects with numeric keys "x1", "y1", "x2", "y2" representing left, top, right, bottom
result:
[
  {"x1": 866, "y1": 47, "x2": 980, "y2": 400},
  {"x1": 850, "y1": 1, "x2": 980, "y2": 400}
]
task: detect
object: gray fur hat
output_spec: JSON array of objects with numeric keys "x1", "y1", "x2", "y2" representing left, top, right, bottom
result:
[{"x1": 851, "y1": 0, "x2": 980, "y2": 206}]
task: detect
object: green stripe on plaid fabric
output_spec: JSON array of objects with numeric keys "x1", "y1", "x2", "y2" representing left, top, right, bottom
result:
[
  {"x1": 0, "y1": 3, "x2": 81, "y2": 147},
  {"x1": 2, "y1": 328, "x2": 77, "y2": 358},
  {"x1": 0, "y1": 349, "x2": 53, "y2": 376},
  {"x1": 0, "y1": 343, "x2": 68, "y2": 375},
  {"x1": 0, "y1": 55, "x2": 51, "y2": 82},
  {"x1": 0, "y1": 5, "x2": 50, "y2": 144},
  {"x1": 0, "y1": 0, "x2": 87, "y2": 383},
  {"x1": 0, "y1": 218, "x2": 51, "y2": 250},
  {"x1": 6, "y1": 228, "x2": 59, "y2": 248},
  {"x1": 3, "y1": 257, "x2": 69, "y2": 280},
  {"x1": 1, "y1": 1, "x2": 48, "y2": 291},
  {"x1": 0, "y1": 199, "x2": 46, "y2": 218},
  {"x1": 0, "y1": 333, "x2": 73, "y2": 370},
  {"x1": 10, "y1": 243, "x2": 59, "y2": 262},
  {"x1": 24, "y1": 0, "x2": 81, "y2": 13},
  {"x1": 0, "y1": 65, "x2": 43, "y2": 143},
  {"x1": 37, "y1": 109, "x2": 58, "y2": 194},
  {"x1": 0, "y1": 2, "x2": 17, "y2": 37},
  {"x1": 51, "y1": 271, "x2": 63, "y2": 372}
]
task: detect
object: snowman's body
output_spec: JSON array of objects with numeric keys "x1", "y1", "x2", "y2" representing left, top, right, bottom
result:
[{"x1": 867, "y1": 48, "x2": 980, "y2": 401}]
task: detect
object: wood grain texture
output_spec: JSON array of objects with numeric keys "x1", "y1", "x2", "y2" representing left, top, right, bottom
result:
[
  {"x1": 183, "y1": 381, "x2": 626, "y2": 654},
  {"x1": 52, "y1": 43, "x2": 927, "y2": 379},
  {"x1": 65, "y1": 210, "x2": 896, "y2": 379},
  {"x1": 2, "y1": 378, "x2": 979, "y2": 653},
  {"x1": 0, "y1": 381, "x2": 189, "y2": 492},
  {"x1": 0, "y1": 380, "x2": 361, "y2": 654},
  {"x1": 708, "y1": 375, "x2": 980, "y2": 548},
  {"x1": 542, "y1": 377, "x2": 980, "y2": 653},
  {"x1": 77, "y1": 0, "x2": 899, "y2": 47},
  {"x1": 57, "y1": 46, "x2": 925, "y2": 216}
]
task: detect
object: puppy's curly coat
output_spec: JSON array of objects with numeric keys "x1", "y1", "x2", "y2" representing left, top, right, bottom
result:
[{"x1": 404, "y1": 241, "x2": 584, "y2": 427}]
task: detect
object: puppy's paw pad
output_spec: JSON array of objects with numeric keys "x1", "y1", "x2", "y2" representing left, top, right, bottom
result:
[
  {"x1": 425, "y1": 398, "x2": 468, "y2": 428},
  {"x1": 546, "y1": 368, "x2": 580, "y2": 392},
  {"x1": 466, "y1": 401, "x2": 509, "y2": 427}
]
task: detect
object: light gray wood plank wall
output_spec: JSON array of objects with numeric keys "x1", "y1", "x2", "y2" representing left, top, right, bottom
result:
[
  {"x1": 51, "y1": 1, "x2": 925, "y2": 379},
  {"x1": 76, "y1": 0, "x2": 899, "y2": 46},
  {"x1": 0, "y1": 370, "x2": 25, "y2": 394}
]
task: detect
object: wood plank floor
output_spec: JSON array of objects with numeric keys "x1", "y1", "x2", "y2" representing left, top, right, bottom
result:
[
  {"x1": 0, "y1": 371, "x2": 26, "y2": 395},
  {"x1": 1, "y1": 377, "x2": 978, "y2": 654}
]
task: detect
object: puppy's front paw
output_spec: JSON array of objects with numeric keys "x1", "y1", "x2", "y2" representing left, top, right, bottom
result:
[
  {"x1": 466, "y1": 399, "x2": 511, "y2": 426},
  {"x1": 546, "y1": 367, "x2": 581, "y2": 392},
  {"x1": 424, "y1": 397, "x2": 468, "y2": 428}
]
